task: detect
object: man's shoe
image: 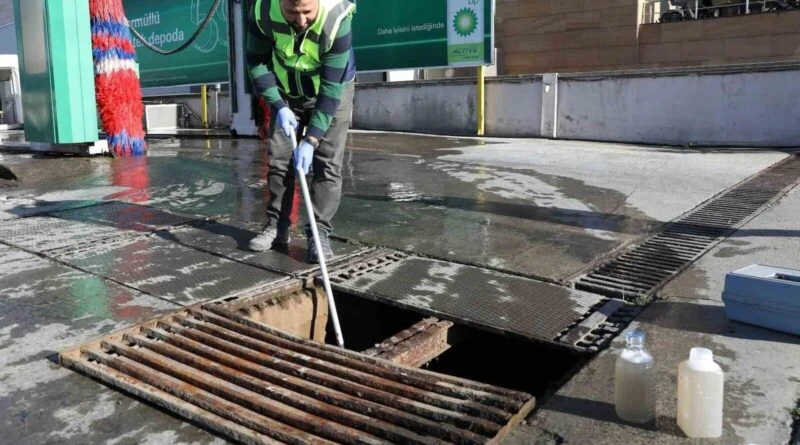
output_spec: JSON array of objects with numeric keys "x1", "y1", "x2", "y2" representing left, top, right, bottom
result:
[
  {"x1": 248, "y1": 225, "x2": 291, "y2": 252},
  {"x1": 307, "y1": 231, "x2": 334, "y2": 263}
]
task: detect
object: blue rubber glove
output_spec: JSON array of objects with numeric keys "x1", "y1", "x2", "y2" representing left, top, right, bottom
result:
[
  {"x1": 294, "y1": 140, "x2": 314, "y2": 175},
  {"x1": 276, "y1": 107, "x2": 298, "y2": 138}
]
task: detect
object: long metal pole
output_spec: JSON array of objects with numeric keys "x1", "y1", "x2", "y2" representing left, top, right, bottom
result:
[
  {"x1": 214, "y1": 84, "x2": 220, "y2": 128},
  {"x1": 291, "y1": 135, "x2": 345, "y2": 348},
  {"x1": 230, "y1": 0, "x2": 258, "y2": 136}
]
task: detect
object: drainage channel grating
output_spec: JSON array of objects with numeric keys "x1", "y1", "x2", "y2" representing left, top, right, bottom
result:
[
  {"x1": 61, "y1": 304, "x2": 535, "y2": 445},
  {"x1": 574, "y1": 155, "x2": 800, "y2": 301}
]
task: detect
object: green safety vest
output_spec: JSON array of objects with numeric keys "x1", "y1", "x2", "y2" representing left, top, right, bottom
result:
[{"x1": 254, "y1": 0, "x2": 355, "y2": 99}]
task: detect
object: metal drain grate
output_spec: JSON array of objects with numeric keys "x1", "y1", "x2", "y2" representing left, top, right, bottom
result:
[
  {"x1": 61, "y1": 304, "x2": 535, "y2": 445},
  {"x1": 162, "y1": 219, "x2": 373, "y2": 276},
  {"x1": 49, "y1": 201, "x2": 199, "y2": 232},
  {"x1": 53, "y1": 235, "x2": 287, "y2": 307},
  {"x1": 555, "y1": 300, "x2": 643, "y2": 352},
  {"x1": 574, "y1": 155, "x2": 800, "y2": 301},
  {"x1": 0, "y1": 216, "x2": 128, "y2": 253},
  {"x1": 327, "y1": 250, "x2": 608, "y2": 350}
]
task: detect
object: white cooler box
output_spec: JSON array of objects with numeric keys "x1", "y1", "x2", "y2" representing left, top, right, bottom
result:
[{"x1": 721, "y1": 264, "x2": 800, "y2": 336}]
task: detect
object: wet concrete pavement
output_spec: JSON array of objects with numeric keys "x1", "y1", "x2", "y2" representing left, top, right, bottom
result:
[
  {"x1": 337, "y1": 136, "x2": 787, "y2": 280},
  {"x1": 1, "y1": 135, "x2": 788, "y2": 281},
  {"x1": 507, "y1": 187, "x2": 800, "y2": 445},
  {"x1": 0, "y1": 132, "x2": 797, "y2": 444}
]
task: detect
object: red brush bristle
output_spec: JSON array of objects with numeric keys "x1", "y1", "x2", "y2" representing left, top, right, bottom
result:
[{"x1": 90, "y1": 0, "x2": 146, "y2": 156}]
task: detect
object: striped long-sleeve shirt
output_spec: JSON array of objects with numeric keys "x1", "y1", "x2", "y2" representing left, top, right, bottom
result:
[{"x1": 246, "y1": 2, "x2": 356, "y2": 140}]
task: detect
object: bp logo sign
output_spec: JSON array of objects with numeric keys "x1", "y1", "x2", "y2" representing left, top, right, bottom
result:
[
  {"x1": 447, "y1": 0, "x2": 485, "y2": 65},
  {"x1": 453, "y1": 7, "x2": 478, "y2": 37}
]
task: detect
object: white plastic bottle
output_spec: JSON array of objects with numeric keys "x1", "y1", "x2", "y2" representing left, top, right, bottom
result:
[
  {"x1": 614, "y1": 328, "x2": 656, "y2": 423},
  {"x1": 677, "y1": 347, "x2": 724, "y2": 438}
]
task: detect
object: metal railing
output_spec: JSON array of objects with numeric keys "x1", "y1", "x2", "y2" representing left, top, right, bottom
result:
[{"x1": 642, "y1": 0, "x2": 800, "y2": 24}]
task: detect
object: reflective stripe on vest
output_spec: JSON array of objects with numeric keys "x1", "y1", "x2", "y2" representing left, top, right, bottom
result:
[{"x1": 255, "y1": 0, "x2": 354, "y2": 99}]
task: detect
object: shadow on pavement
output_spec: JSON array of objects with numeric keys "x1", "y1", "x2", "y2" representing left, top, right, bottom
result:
[
  {"x1": 544, "y1": 394, "x2": 685, "y2": 438},
  {"x1": 642, "y1": 299, "x2": 800, "y2": 346},
  {"x1": 346, "y1": 193, "x2": 800, "y2": 239}
]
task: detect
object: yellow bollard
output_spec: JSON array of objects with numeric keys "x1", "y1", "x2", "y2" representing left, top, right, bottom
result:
[
  {"x1": 477, "y1": 66, "x2": 485, "y2": 137},
  {"x1": 201, "y1": 84, "x2": 208, "y2": 129}
]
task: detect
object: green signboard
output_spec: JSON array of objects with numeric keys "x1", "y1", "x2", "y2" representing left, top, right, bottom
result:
[
  {"x1": 122, "y1": 0, "x2": 230, "y2": 88},
  {"x1": 352, "y1": 0, "x2": 494, "y2": 72}
]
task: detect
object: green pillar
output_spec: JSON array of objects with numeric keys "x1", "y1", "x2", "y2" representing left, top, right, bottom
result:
[{"x1": 13, "y1": 0, "x2": 98, "y2": 145}]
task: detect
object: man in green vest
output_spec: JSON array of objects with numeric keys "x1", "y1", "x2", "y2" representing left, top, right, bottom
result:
[{"x1": 245, "y1": 0, "x2": 356, "y2": 263}]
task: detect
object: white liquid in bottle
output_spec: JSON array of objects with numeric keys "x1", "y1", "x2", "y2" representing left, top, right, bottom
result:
[
  {"x1": 614, "y1": 328, "x2": 656, "y2": 424},
  {"x1": 677, "y1": 347, "x2": 724, "y2": 438}
]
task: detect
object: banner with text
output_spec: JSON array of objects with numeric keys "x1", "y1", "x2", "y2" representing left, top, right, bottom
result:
[
  {"x1": 122, "y1": 0, "x2": 230, "y2": 88},
  {"x1": 352, "y1": 0, "x2": 493, "y2": 72}
]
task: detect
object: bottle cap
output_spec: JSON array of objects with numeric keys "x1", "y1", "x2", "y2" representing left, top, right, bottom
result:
[
  {"x1": 689, "y1": 347, "x2": 713, "y2": 364},
  {"x1": 625, "y1": 327, "x2": 645, "y2": 347}
]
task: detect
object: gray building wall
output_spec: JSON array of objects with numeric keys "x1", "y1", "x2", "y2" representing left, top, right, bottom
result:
[
  {"x1": 350, "y1": 64, "x2": 800, "y2": 147},
  {"x1": 0, "y1": 0, "x2": 16, "y2": 55},
  {"x1": 0, "y1": 23, "x2": 17, "y2": 55},
  {"x1": 0, "y1": 0, "x2": 13, "y2": 27},
  {"x1": 557, "y1": 67, "x2": 800, "y2": 147}
]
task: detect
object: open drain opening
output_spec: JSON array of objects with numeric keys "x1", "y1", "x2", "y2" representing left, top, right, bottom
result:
[
  {"x1": 327, "y1": 292, "x2": 425, "y2": 352},
  {"x1": 229, "y1": 284, "x2": 587, "y2": 401},
  {"x1": 421, "y1": 328, "x2": 588, "y2": 401},
  {"x1": 327, "y1": 290, "x2": 587, "y2": 401}
]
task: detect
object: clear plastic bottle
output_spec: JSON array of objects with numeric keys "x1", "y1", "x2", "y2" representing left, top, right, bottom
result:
[
  {"x1": 614, "y1": 328, "x2": 656, "y2": 423},
  {"x1": 677, "y1": 347, "x2": 724, "y2": 438}
]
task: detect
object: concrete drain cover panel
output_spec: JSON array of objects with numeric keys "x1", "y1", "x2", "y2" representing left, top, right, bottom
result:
[
  {"x1": 329, "y1": 251, "x2": 624, "y2": 350},
  {"x1": 165, "y1": 220, "x2": 371, "y2": 276},
  {"x1": 60, "y1": 301, "x2": 535, "y2": 444},
  {"x1": 53, "y1": 236, "x2": 286, "y2": 306}
]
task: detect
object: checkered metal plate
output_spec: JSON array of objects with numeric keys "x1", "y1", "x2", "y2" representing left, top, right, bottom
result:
[
  {"x1": 0, "y1": 216, "x2": 125, "y2": 253},
  {"x1": 50, "y1": 201, "x2": 198, "y2": 232},
  {"x1": 330, "y1": 252, "x2": 607, "y2": 348},
  {"x1": 164, "y1": 220, "x2": 370, "y2": 276}
]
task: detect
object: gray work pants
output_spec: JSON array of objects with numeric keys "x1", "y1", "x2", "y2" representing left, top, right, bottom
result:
[{"x1": 265, "y1": 81, "x2": 354, "y2": 236}]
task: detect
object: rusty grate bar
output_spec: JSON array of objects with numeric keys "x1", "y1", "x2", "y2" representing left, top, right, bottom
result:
[
  {"x1": 60, "y1": 304, "x2": 534, "y2": 445},
  {"x1": 574, "y1": 155, "x2": 800, "y2": 301},
  {"x1": 364, "y1": 318, "x2": 454, "y2": 368}
]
